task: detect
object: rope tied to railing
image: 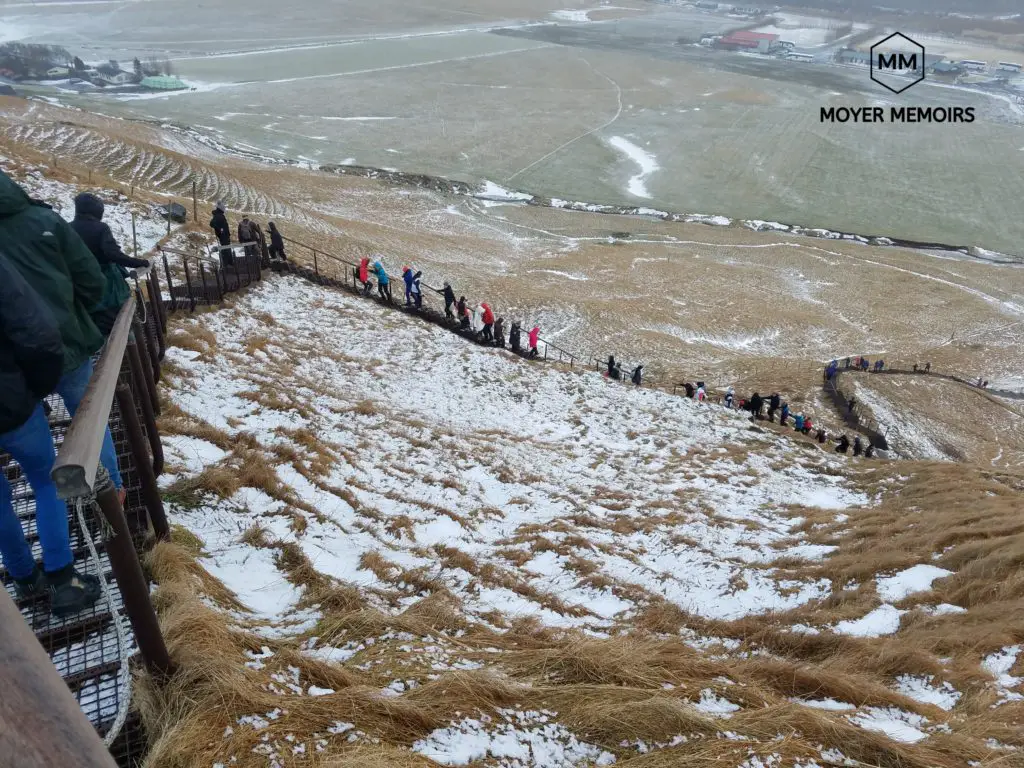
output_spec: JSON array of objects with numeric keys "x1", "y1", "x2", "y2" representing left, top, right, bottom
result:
[{"x1": 73, "y1": 470, "x2": 134, "y2": 747}]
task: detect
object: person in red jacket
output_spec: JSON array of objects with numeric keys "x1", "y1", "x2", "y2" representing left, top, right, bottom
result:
[
  {"x1": 527, "y1": 325, "x2": 540, "y2": 358},
  {"x1": 357, "y1": 257, "x2": 371, "y2": 296},
  {"x1": 480, "y1": 302, "x2": 495, "y2": 342}
]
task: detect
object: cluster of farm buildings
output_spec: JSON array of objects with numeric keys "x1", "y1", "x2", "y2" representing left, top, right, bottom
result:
[{"x1": 702, "y1": 29, "x2": 1022, "y2": 78}]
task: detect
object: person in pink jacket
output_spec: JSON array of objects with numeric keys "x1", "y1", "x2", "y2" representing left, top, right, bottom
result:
[{"x1": 527, "y1": 325, "x2": 540, "y2": 358}]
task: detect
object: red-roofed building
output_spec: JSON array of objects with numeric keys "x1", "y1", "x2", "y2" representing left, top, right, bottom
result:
[{"x1": 716, "y1": 30, "x2": 780, "y2": 52}]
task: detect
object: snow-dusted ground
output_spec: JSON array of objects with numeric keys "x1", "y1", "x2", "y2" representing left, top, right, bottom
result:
[
  {"x1": 162, "y1": 275, "x2": 876, "y2": 633},
  {"x1": 0, "y1": 157, "x2": 170, "y2": 258}
]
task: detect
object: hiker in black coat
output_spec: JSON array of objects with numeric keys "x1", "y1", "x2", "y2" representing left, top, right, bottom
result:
[
  {"x1": 607, "y1": 355, "x2": 616, "y2": 378},
  {"x1": 631, "y1": 364, "x2": 644, "y2": 386},
  {"x1": 267, "y1": 222, "x2": 287, "y2": 261},
  {"x1": 836, "y1": 435, "x2": 850, "y2": 454},
  {"x1": 71, "y1": 194, "x2": 150, "y2": 272},
  {"x1": 440, "y1": 282, "x2": 456, "y2": 322},
  {"x1": 210, "y1": 203, "x2": 232, "y2": 265},
  {"x1": 493, "y1": 317, "x2": 505, "y2": 348},
  {"x1": 768, "y1": 393, "x2": 781, "y2": 422},
  {"x1": 684, "y1": 382, "x2": 694, "y2": 399},
  {"x1": 853, "y1": 436, "x2": 863, "y2": 456},
  {"x1": 750, "y1": 392, "x2": 764, "y2": 419},
  {"x1": 816, "y1": 428, "x2": 827, "y2": 444},
  {"x1": 457, "y1": 297, "x2": 470, "y2": 330},
  {"x1": 509, "y1": 322, "x2": 521, "y2": 353},
  {"x1": 0, "y1": 253, "x2": 65, "y2": 435}
]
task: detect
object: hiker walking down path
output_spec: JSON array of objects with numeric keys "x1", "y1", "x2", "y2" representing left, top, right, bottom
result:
[
  {"x1": 527, "y1": 325, "x2": 540, "y2": 359},
  {"x1": 357, "y1": 257, "x2": 372, "y2": 296},
  {"x1": 0, "y1": 170, "x2": 125, "y2": 616},
  {"x1": 836, "y1": 435, "x2": 850, "y2": 454},
  {"x1": 696, "y1": 384, "x2": 706, "y2": 402},
  {"x1": 493, "y1": 317, "x2": 505, "y2": 348},
  {"x1": 410, "y1": 270, "x2": 423, "y2": 309},
  {"x1": 373, "y1": 260, "x2": 392, "y2": 303},
  {"x1": 631, "y1": 364, "x2": 644, "y2": 386},
  {"x1": 724, "y1": 386, "x2": 734, "y2": 408},
  {"x1": 210, "y1": 201, "x2": 232, "y2": 266},
  {"x1": 70, "y1": 192, "x2": 150, "y2": 336},
  {"x1": 441, "y1": 282, "x2": 456, "y2": 321},
  {"x1": 457, "y1": 297, "x2": 470, "y2": 331},
  {"x1": 237, "y1": 216, "x2": 256, "y2": 257},
  {"x1": 853, "y1": 436, "x2": 864, "y2": 456},
  {"x1": 606, "y1": 356, "x2": 616, "y2": 379},
  {"x1": 509, "y1": 321, "x2": 521, "y2": 353},
  {"x1": 402, "y1": 266, "x2": 415, "y2": 306},
  {"x1": 268, "y1": 222, "x2": 287, "y2": 262},
  {"x1": 251, "y1": 220, "x2": 269, "y2": 266},
  {"x1": 480, "y1": 303, "x2": 495, "y2": 343}
]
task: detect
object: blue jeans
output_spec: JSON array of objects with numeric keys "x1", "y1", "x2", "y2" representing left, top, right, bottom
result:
[
  {"x1": 56, "y1": 360, "x2": 123, "y2": 492},
  {"x1": 0, "y1": 360, "x2": 123, "y2": 579}
]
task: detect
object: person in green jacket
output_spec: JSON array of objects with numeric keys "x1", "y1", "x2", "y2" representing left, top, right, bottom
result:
[{"x1": 0, "y1": 170, "x2": 126, "y2": 615}]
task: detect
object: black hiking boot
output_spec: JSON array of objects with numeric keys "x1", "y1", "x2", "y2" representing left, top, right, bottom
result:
[
  {"x1": 13, "y1": 565, "x2": 47, "y2": 600},
  {"x1": 47, "y1": 565, "x2": 102, "y2": 618}
]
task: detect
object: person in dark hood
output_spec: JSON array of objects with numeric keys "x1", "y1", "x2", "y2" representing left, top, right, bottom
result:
[
  {"x1": 853, "y1": 436, "x2": 863, "y2": 456},
  {"x1": 836, "y1": 434, "x2": 850, "y2": 454},
  {"x1": 267, "y1": 222, "x2": 287, "y2": 261},
  {"x1": 210, "y1": 202, "x2": 232, "y2": 266},
  {"x1": 509, "y1": 321, "x2": 521, "y2": 353},
  {"x1": 411, "y1": 270, "x2": 423, "y2": 309},
  {"x1": 70, "y1": 193, "x2": 150, "y2": 336},
  {"x1": 457, "y1": 296, "x2": 470, "y2": 330},
  {"x1": 684, "y1": 382, "x2": 694, "y2": 398},
  {"x1": 607, "y1": 355, "x2": 616, "y2": 378},
  {"x1": 816, "y1": 428, "x2": 827, "y2": 444},
  {"x1": 440, "y1": 281, "x2": 456, "y2": 321},
  {"x1": 631, "y1": 364, "x2": 644, "y2": 386},
  {"x1": 250, "y1": 220, "x2": 269, "y2": 266},
  {"x1": 749, "y1": 392, "x2": 764, "y2": 419},
  {"x1": 768, "y1": 392, "x2": 781, "y2": 422},
  {"x1": 493, "y1": 317, "x2": 505, "y2": 347}
]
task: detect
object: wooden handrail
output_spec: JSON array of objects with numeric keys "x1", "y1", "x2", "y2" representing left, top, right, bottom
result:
[
  {"x1": 51, "y1": 296, "x2": 136, "y2": 499},
  {"x1": 158, "y1": 244, "x2": 221, "y2": 269},
  {"x1": 278, "y1": 234, "x2": 358, "y2": 268},
  {"x1": 0, "y1": 589, "x2": 118, "y2": 767}
]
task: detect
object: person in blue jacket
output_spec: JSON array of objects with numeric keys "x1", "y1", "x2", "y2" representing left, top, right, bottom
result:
[
  {"x1": 793, "y1": 413, "x2": 804, "y2": 432},
  {"x1": 402, "y1": 266, "x2": 415, "y2": 306},
  {"x1": 373, "y1": 260, "x2": 392, "y2": 303}
]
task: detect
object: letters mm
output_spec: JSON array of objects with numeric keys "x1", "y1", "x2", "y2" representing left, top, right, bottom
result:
[{"x1": 870, "y1": 32, "x2": 925, "y2": 94}]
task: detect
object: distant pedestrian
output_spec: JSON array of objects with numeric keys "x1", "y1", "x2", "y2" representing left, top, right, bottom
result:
[
  {"x1": 494, "y1": 317, "x2": 505, "y2": 347},
  {"x1": 816, "y1": 428, "x2": 827, "y2": 444},
  {"x1": 457, "y1": 297, "x2": 470, "y2": 330},
  {"x1": 847, "y1": 397, "x2": 855, "y2": 415},
  {"x1": 983, "y1": 380, "x2": 989, "y2": 388},
  {"x1": 251, "y1": 220, "x2": 269, "y2": 266},
  {"x1": 768, "y1": 393, "x2": 781, "y2": 422},
  {"x1": 373, "y1": 260, "x2": 391, "y2": 303},
  {"x1": 606, "y1": 356, "x2": 616, "y2": 378},
  {"x1": 509, "y1": 321, "x2": 521, "y2": 353},
  {"x1": 441, "y1": 281, "x2": 456, "y2": 321},
  {"x1": 470, "y1": 304, "x2": 483, "y2": 335},
  {"x1": 696, "y1": 384, "x2": 706, "y2": 402},
  {"x1": 750, "y1": 392, "x2": 764, "y2": 419},
  {"x1": 861, "y1": 358, "x2": 870, "y2": 371},
  {"x1": 802, "y1": 416, "x2": 813, "y2": 435},
  {"x1": 527, "y1": 326, "x2": 540, "y2": 358},
  {"x1": 864, "y1": 444, "x2": 875, "y2": 458},
  {"x1": 631, "y1": 364, "x2": 644, "y2": 386},
  {"x1": 357, "y1": 257, "x2": 372, "y2": 295},
  {"x1": 210, "y1": 201, "x2": 232, "y2": 266},
  {"x1": 780, "y1": 402, "x2": 790, "y2": 426},
  {"x1": 853, "y1": 436, "x2": 863, "y2": 456},
  {"x1": 836, "y1": 435, "x2": 850, "y2": 454},
  {"x1": 402, "y1": 266, "x2": 415, "y2": 306},
  {"x1": 977, "y1": 376, "x2": 983, "y2": 388},
  {"x1": 794, "y1": 413, "x2": 805, "y2": 432},
  {"x1": 268, "y1": 222, "x2": 287, "y2": 261},
  {"x1": 411, "y1": 270, "x2": 423, "y2": 309},
  {"x1": 684, "y1": 382, "x2": 694, "y2": 399},
  {"x1": 925, "y1": 362, "x2": 931, "y2": 372},
  {"x1": 844, "y1": 357, "x2": 851, "y2": 369},
  {"x1": 237, "y1": 216, "x2": 256, "y2": 258},
  {"x1": 724, "y1": 386, "x2": 734, "y2": 408},
  {"x1": 913, "y1": 363, "x2": 918, "y2": 373},
  {"x1": 480, "y1": 302, "x2": 495, "y2": 342}
]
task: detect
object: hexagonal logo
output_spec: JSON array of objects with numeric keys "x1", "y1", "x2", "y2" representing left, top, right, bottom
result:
[{"x1": 870, "y1": 32, "x2": 925, "y2": 94}]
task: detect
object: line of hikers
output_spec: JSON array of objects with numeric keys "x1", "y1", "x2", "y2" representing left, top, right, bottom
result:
[
  {"x1": 353, "y1": 256, "x2": 544, "y2": 357},
  {"x1": 604, "y1": 356, "x2": 645, "y2": 386},
  {"x1": 209, "y1": 201, "x2": 287, "y2": 267},
  {"x1": 0, "y1": 171, "x2": 138, "y2": 617}
]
